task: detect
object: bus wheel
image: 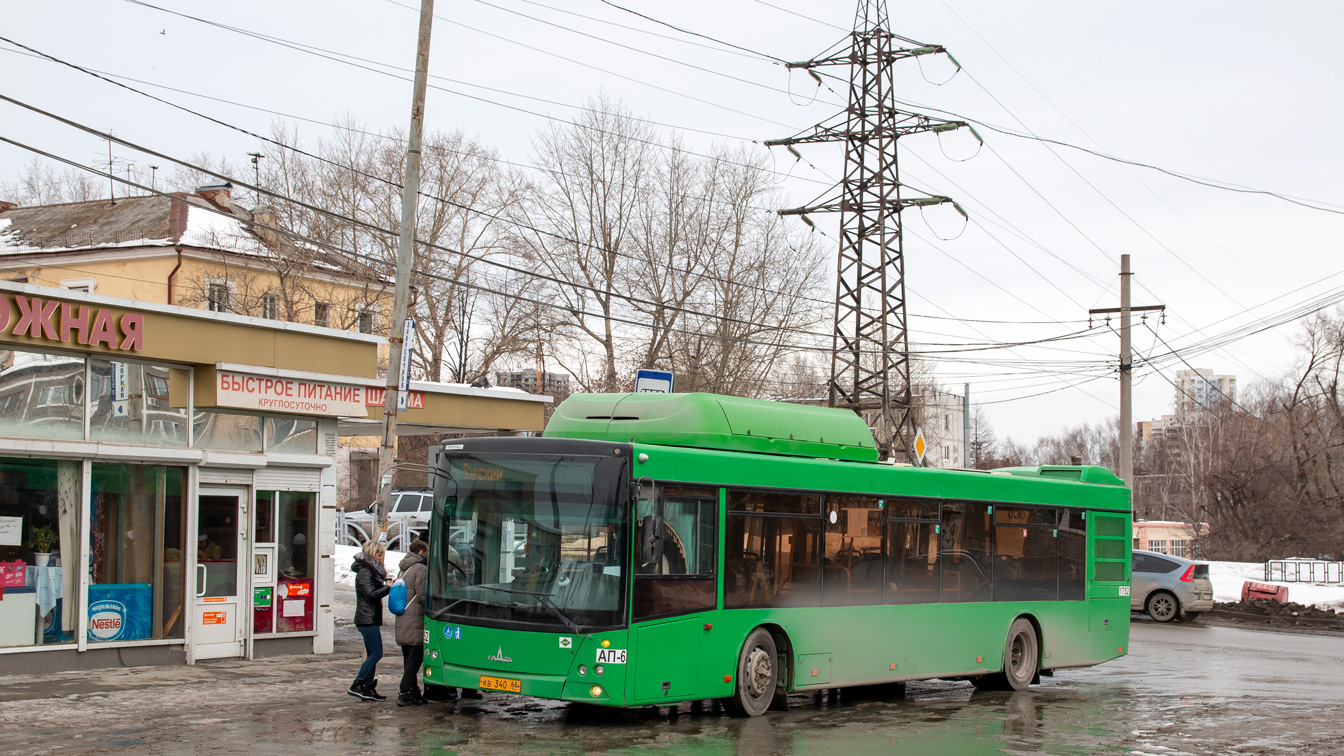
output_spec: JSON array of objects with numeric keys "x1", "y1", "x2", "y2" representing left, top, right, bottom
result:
[
  {"x1": 973, "y1": 618, "x2": 1038, "y2": 691},
  {"x1": 726, "y1": 628, "x2": 779, "y2": 717}
]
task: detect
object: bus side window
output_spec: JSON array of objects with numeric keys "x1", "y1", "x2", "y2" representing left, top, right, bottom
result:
[
  {"x1": 725, "y1": 491, "x2": 823, "y2": 609},
  {"x1": 993, "y1": 506, "x2": 1059, "y2": 602},
  {"x1": 823, "y1": 495, "x2": 884, "y2": 606},
  {"x1": 632, "y1": 488, "x2": 717, "y2": 621},
  {"x1": 886, "y1": 508, "x2": 940, "y2": 605},
  {"x1": 1058, "y1": 510, "x2": 1086, "y2": 600},
  {"x1": 941, "y1": 502, "x2": 992, "y2": 603}
]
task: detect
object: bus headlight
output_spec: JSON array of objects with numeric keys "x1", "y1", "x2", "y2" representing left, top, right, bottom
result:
[
  {"x1": 431, "y1": 649, "x2": 439, "y2": 660},
  {"x1": 595, "y1": 665, "x2": 605, "y2": 676},
  {"x1": 589, "y1": 685, "x2": 603, "y2": 697},
  {"x1": 577, "y1": 665, "x2": 587, "y2": 676}
]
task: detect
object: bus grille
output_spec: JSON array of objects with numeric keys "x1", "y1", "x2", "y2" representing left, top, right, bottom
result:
[
  {"x1": 1094, "y1": 539, "x2": 1125, "y2": 560},
  {"x1": 1095, "y1": 515, "x2": 1126, "y2": 538},
  {"x1": 1094, "y1": 561, "x2": 1126, "y2": 582},
  {"x1": 1091, "y1": 512, "x2": 1130, "y2": 583}
]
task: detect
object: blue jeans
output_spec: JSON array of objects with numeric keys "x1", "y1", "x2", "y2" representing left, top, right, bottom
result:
[{"x1": 355, "y1": 625, "x2": 383, "y2": 684}]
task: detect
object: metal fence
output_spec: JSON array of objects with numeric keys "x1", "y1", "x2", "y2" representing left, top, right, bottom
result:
[
  {"x1": 1265, "y1": 560, "x2": 1344, "y2": 584},
  {"x1": 334, "y1": 510, "x2": 425, "y2": 553}
]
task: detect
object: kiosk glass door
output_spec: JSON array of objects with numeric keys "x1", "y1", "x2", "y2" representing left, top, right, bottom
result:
[{"x1": 193, "y1": 488, "x2": 245, "y2": 659}]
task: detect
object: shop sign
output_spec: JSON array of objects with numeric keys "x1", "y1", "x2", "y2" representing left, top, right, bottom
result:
[
  {"x1": 254, "y1": 587, "x2": 272, "y2": 608},
  {"x1": 365, "y1": 386, "x2": 426, "y2": 410},
  {"x1": 88, "y1": 599, "x2": 129, "y2": 641},
  {"x1": 0, "y1": 294, "x2": 144, "y2": 352},
  {"x1": 216, "y1": 371, "x2": 369, "y2": 417}
]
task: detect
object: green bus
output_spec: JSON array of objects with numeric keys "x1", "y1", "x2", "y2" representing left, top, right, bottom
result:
[{"x1": 422, "y1": 393, "x2": 1131, "y2": 716}]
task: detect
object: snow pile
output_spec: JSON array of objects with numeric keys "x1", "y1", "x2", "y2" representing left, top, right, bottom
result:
[
  {"x1": 333, "y1": 543, "x2": 408, "y2": 589},
  {"x1": 1207, "y1": 560, "x2": 1344, "y2": 612}
]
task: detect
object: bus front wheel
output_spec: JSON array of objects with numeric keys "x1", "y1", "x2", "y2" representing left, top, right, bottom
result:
[
  {"x1": 726, "y1": 628, "x2": 779, "y2": 717},
  {"x1": 973, "y1": 618, "x2": 1038, "y2": 691}
]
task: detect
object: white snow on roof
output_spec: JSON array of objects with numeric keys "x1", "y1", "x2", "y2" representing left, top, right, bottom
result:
[
  {"x1": 0, "y1": 237, "x2": 175, "y2": 255},
  {"x1": 0, "y1": 218, "x2": 10, "y2": 234},
  {"x1": 180, "y1": 204, "x2": 262, "y2": 254}
]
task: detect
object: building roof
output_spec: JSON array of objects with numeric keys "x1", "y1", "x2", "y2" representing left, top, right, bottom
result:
[
  {"x1": 0, "y1": 194, "x2": 183, "y2": 252},
  {"x1": 0, "y1": 190, "x2": 380, "y2": 280}
]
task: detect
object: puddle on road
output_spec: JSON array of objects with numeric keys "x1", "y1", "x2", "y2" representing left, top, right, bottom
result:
[{"x1": 408, "y1": 680, "x2": 1137, "y2": 756}]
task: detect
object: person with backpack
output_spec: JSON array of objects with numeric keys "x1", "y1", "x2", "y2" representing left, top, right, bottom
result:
[
  {"x1": 392, "y1": 539, "x2": 432, "y2": 706},
  {"x1": 349, "y1": 540, "x2": 391, "y2": 702}
]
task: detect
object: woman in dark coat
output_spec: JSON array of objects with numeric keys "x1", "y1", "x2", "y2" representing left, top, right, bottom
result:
[
  {"x1": 349, "y1": 540, "x2": 391, "y2": 701},
  {"x1": 393, "y1": 540, "x2": 430, "y2": 706}
]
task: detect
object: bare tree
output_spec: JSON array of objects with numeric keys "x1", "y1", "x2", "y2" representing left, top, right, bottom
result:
[
  {"x1": 513, "y1": 96, "x2": 655, "y2": 392},
  {"x1": 2, "y1": 157, "x2": 111, "y2": 204},
  {"x1": 968, "y1": 405, "x2": 998, "y2": 469}
]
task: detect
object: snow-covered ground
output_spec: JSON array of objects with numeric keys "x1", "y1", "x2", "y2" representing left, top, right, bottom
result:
[{"x1": 1208, "y1": 560, "x2": 1344, "y2": 611}]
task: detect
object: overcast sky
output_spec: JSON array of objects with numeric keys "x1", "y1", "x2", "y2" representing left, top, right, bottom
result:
[{"x1": 4, "y1": 0, "x2": 1342, "y2": 446}]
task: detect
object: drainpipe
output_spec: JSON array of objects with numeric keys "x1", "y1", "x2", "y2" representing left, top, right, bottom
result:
[{"x1": 167, "y1": 245, "x2": 183, "y2": 305}]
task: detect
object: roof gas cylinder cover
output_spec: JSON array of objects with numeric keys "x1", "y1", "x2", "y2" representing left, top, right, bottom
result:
[{"x1": 545, "y1": 392, "x2": 880, "y2": 463}]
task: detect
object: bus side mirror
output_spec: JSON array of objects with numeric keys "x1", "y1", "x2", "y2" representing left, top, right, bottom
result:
[{"x1": 639, "y1": 515, "x2": 665, "y2": 566}]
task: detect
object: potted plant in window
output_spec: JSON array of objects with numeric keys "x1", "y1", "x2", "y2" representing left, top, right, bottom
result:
[{"x1": 28, "y1": 524, "x2": 57, "y2": 567}]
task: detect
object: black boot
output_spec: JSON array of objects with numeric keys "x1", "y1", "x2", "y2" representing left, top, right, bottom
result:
[
  {"x1": 363, "y1": 679, "x2": 388, "y2": 702},
  {"x1": 348, "y1": 679, "x2": 373, "y2": 700},
  {"x1": 396, "y1": 692, "x2": 419, "y2": 707}
]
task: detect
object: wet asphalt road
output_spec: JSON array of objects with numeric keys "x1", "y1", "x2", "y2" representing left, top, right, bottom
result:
[{"x1": 2, "y1": 618, "x2": 1342, "y2": 755}]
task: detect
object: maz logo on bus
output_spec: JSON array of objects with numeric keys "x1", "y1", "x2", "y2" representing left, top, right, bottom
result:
[{"x1": 596, "y1": 648, "x2": 627, "y2": 665}]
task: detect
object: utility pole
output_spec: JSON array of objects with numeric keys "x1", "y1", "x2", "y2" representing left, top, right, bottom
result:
[
  {"x1": 1089, "y1": 254, "x2": 1164, "y2": 487},
  {"x1": 373, "y1": 0, "x2": 435, "y2": 542},
  {"x1": 962, "y1": 382, "x2": 970, "y2": 468},
  {"x1": 765, "y1": 0, "x2": 969, "y2": 464},
  {"x1": 535, "y1": 338, "x2": 545, "y2": 395}
]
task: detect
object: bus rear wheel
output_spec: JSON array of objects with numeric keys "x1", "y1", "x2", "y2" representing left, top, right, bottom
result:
[
  {"x1": 972, "y1": 618, "x2": 1038, "y2": 691},
  {"x1": 725, "y1": 628, "x2": 779, "y2": 717}
]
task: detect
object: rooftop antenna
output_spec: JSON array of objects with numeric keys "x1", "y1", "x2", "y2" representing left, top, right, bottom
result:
[
  {"x1": 248, "y1": 152, "x2": 265, "y2": 205},
  {"x1": 106, "y1": 135, "x2": 115, "y2": 204}
]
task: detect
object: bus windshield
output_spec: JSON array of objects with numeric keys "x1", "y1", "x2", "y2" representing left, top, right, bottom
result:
[{"x1": 427, "y1": 452, "x2": 628, "y2": 631}]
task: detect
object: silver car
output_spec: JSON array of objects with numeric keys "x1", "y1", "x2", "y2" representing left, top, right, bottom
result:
[
  {"x1": 1131, "y1": 549, "x2": 1215, "y2": 622},
  {"x1": 342, "y1": 487, "x2": 434, "y2": 543}
]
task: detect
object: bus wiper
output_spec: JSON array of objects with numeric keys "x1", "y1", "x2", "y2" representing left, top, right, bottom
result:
[
  {"x1": 479, "y1": 585, "x2": 582, "y2": 635},
  {"x1": 429, "y1": 598, "x2": 492, "y2": 620}
]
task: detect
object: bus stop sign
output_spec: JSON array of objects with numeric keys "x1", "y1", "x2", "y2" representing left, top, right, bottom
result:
[{"x1": 635, "y1": 369, "x2": 675, "y2": 394}]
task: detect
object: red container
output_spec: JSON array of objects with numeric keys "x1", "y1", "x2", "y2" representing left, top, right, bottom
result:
[
  {"x1": 0, "y1": 561, "x2": 24, "y2": 588},
  {"x1": 1241, "y1": 581, "x2": 1289, "y2": 603}
]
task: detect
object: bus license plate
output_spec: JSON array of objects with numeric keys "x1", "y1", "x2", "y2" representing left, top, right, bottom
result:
[{"x1": 479, "y1": 675, "x2": 521, "y2": 693}]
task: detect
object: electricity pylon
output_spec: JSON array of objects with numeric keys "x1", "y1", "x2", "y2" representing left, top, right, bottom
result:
[{"x1": 766, "y1": 0, "x2": 969, "y2": 463}]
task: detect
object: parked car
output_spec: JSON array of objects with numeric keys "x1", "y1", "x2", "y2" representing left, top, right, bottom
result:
[
  {"x1": 1131, "y1": 549, "x2": 1214, "y2": 622},
  {"x1": 341, "y1": 487, "x2": 434, "y2": 544}
]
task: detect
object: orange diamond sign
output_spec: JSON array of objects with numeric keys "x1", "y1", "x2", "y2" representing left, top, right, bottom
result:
[{"x1": 913, "y1": 428, "x2": 927, "y2": 464}]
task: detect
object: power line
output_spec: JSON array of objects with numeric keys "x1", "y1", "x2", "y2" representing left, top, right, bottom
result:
[
  {"x1": 128, "y1": 0, "x2": 801, "y2": 131},
  {"x1": 0, "y1": 104, "x2": 1106, "y2": 361},
  {"x1": 2, "y1": 38, "x2": 1107, "y2": 336},
  {"x1": 595, "y1": 0, "x2": 786, "y2": 63}
]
